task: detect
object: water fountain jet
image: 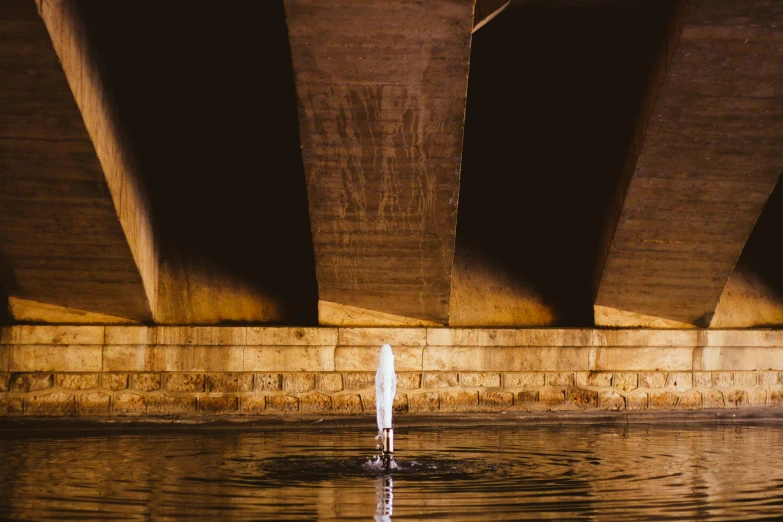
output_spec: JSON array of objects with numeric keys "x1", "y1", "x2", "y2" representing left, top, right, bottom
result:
[{"x1": 376, "y1": 343, "x2": 396, "y2": 469}]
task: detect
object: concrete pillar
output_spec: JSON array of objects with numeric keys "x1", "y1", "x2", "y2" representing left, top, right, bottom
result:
[
  {"x1": 595, "y1": 0, "x2": 783, "y2": 327},
  {"x1": 286, "y1": 0, "x2": 474, "y2": 325},
  {"x1": 0, "y1": 0, "x2": 156, "y2": 321}
]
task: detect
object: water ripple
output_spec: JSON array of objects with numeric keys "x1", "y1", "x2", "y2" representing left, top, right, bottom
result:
[{"x1": 1, "y1": 425, "x2": 783, "y2": 520}]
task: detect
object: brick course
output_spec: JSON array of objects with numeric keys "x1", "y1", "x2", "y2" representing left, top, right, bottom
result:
[
  {"x1": 2, "y1": 326, "x2": 783, "y2": 418},
  {"x1": 0, "y1": 369, "x2": 779, "y2": 417}
]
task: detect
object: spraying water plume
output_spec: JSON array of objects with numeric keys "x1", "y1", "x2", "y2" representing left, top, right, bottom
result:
[{"x1": 376, "y1": 344, "x2": 396, "y2": 466}]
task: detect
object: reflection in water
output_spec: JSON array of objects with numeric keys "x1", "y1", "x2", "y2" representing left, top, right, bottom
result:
[
  {"x1": 1, "y1": 426, "x2": 783, "y2": 520},
  {"x1": 374, "y1": 475, "x2": 393, "y2": 522}
]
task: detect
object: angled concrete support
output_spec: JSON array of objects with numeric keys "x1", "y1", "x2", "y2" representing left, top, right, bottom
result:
[
  {"x1": 0, "y1": 1, "x2": 156, "y2": 321},
  {"x1": 286, "y1": 0, "x2": 474, "y2": 325},
  {"x1": 595, "y1": 0, "x2": 783, "y2": 327}
]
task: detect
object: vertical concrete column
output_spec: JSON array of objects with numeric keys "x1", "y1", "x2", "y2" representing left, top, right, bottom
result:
[
  {"x1": 595, "y1": 0, "x2": 783, "y2": 327},
  {"x1": 0, "y1": 1, "x2": 156, "y2": 321},
  {"x1": 286, "y1": 0, "x2": 475, "y2": 326}
]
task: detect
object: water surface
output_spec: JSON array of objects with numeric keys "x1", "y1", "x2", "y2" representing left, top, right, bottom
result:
[{"x1": 1, "y1": 424, "x2": 782, "y2": 520}]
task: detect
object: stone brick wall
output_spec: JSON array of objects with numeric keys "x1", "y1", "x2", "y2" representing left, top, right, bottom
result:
[{"x1": 2, "y1": 326, "x2": 783, "y2": 417}]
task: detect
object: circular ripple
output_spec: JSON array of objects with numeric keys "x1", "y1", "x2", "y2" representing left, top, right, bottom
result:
[{"x1": 254, "y1": 455, "x2": 498, "y2": 484}]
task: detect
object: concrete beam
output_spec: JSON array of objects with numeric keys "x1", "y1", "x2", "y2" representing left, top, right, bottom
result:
[
  {"x1": 0, "y1": 1, "x2": 156, "y2": 321},
  {"x1": 286, "y1": 0, "x2": 474, "y2": 325},
  {"x1": 595, "y1": 0, "x2": 783, "y2": 327}
]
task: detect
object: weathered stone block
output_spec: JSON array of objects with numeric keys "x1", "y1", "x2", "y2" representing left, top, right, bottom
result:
[
  {"x1": 594, "y1": 329, "x2": 697, "y2": 347},
  {"x1": 393, "y1": 393, "x2": 409, "y2": 413},
  {"x1": 103, "y1": 345, "x2": 147, "y2": 372},
  {"x1": 318, "y1": 373, "x2": 343, "y2": 392},
  {"x1": 0, "y1": 397, "x2": 23, "y2": 415},
  {"x1": 104, "y1": 326, "x2": 151, "y2": 345},
  {"x1": 599, "y1": 391, "x2": 625, "y2": 411},
  {"x1": 9, "y1": 344, "x2": 102, "y2": 372},
  {"x1": 147, "y1": 395, "x2": 197, "y2": 415},
  {"x1": 103, "y1": 373, "x2": 129, "y2": 391},
  {"x1": 344, "y1": 372, "x2": 374, "y2": 390},
  {"x1": 155, "y1": 345, "x2": 245, "y2": 372},
  {"x1": 547, "y1": 373, "x2": 575, "y2": 387},
  {"x1": 2, "y1": 325, "x2": 103, "y2": 345},
  {"x1": 427, "y1": 328, "x2": 591, "y2": 347},
  {"x1": 770, "y1": 390, "x2": 783, "y2": 407},
  {"x1": 0, "y1": 373, "x2": 9, "y2": 392},
  {"x1": 132, "y1": 373, "x2": 161, "y2": 392},
  {"x1": 614, "y1": 372, "x2": 638, "y2": 392},
  {"x1": 725, "y1": 390, "x2": 749, "y2": 407},
  {"x1": 339, "y1": 328, "x2": 426, "y2": 347},
  {"x1": 207, "y1": 373, "x2": 253, "y2": 393},
  {"x1": 57, "y1": 373, "x2": 99, "y2": 390},
  {"x1": 267, "y1": 395, "x2": 300, "y2": 412},
  {"x1": 706, "y1": 329, "x2": 783, "y2": 347},
  {"x1": 27, "y1": 392, "x2": 76, "y2": 416},
  {"x1": 256, "y1": 373, "x2": 283, "y2": 391},
  {"x1": 301, "y1": 393, "x2": 332, "y2": 413},
  {"x1": 517, "y1": 390, "x2": 539, "y2": 404},
  {"x1": 577, "y1": 372, "x2": 612, "y2": 388},
  {"x1": 639, "y1": 372, "x2": 667, "y2": 389},
  {"x1": 707, "y1": 346, "x2": 755, "y2": 372},
  {"x1": 666, "y1": 372, "x2": 692, "y2": 392},
  {"x1": 505, "y1": 373, "x2": 545, "y2": 388},
  {"x1": 709, "y1": 344, "x2": 783, "y2": 370},
  {"x1": 144, "y1": 346, "x2": 244, "y2": 372},
  {"x1": 627, "y1": 391, "x2": 648, "y2": 410},
  {"x1": 155, "y1": 327, "x2": 246, "y2": 346},
  {"x1": 424, "y1": 346, "x2": 589, "y2": 372},
  {"x1": 750, "y1": 388, "x2": 767, "y2": 406},
  {"x1": 679, "y1": 390, "x2": 702, "y2": 410},
  {"x1": 11, "y1": 373, "x2": 53, "y2": 393},
  {"x1": 713, "y1": 372, "x2": 734, "y2": 389},
  {"x1": 651, "y1": 391, "x2": 679, "y2": 409},
  {"x1": 114, "y1": 393, "x2": 145, "y2": 415},
  {"x1": 199, "y1": 397, "x2": 238, "y2": 414},
  {"x1": 758, "y1": 371, "x2": 780, "y2": 388},
  {"x1": 397, "y1": 373, "x2": 421, "y2": 390},
  {"x1": 694, "y1": 372, "x2": 712, "y2": 388},
  {"x1": 568, "y1": 389, "x2": 598, "y2": 409},
  {"x1": 423, "y1": 373, "x2": 459, "y2": 388},
  {"x1": 593, "y1": 346, "x2": 693, "y2": 371},
  {"x1": 244, "y1": 346, "x2": 335, "y2": 372},
  {"x1": 409, "y1": 392, "x2": 439, "y2": 412},
  {"x1": 441, "y1": 391, "x2": 479, "y2": 412},
  {"x1": 735, "y1": 372, "x2": 757, "y2": 388},
  {"x1": 283, "y1": 373, "x2": 316, "y2": 393},
  {"x1": 79, "y1": 392, "x2": 111, "y2": 414},
  {"x1": 247, "y1": 327, "x2": 337, "y2": 346},
  {"x1": 703, "y1": 389, "x2": 725, "y2": 408},
  {"x1": 480, "y1": 391, "x2": 513, "y2": 410},
  {"x1": 241, "y1": 396, "x2": 266, "y2": 413},
  {"x1": 165, "y1": 374, "x2": 205, "y2": 393},
  {"x1": 540, "y1": 389, "x2": 565, "y2": 406},
  {"x1": 333, "y1": 394, "x2": 362, "y2": 413},
  {"x1": 461, "y1": 373, "x2": 501, "y2": 388}
]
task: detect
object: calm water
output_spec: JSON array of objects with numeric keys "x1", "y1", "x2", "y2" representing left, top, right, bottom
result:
[{"x1": 1, "y1": 424, "x2": 783, "y2": 520}]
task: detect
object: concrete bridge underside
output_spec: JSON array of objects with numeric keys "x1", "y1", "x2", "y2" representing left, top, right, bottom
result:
[{"x1": 0, "y1": 0, "x2": 781, "y2": 329}]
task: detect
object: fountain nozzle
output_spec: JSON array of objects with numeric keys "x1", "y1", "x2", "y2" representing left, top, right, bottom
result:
[
  {"x1": 382, "y1": 428, "x2": 394, "y2": 468},
  {"x1": 382, "y1": 428, "x2": 394, "y2": 455}
]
